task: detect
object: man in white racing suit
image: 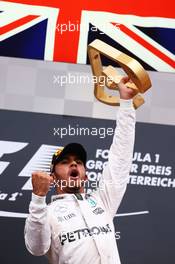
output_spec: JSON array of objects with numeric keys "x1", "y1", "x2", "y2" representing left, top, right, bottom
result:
[{"x1": 24, "y1": 76, "x2": 137, "y2": 264}]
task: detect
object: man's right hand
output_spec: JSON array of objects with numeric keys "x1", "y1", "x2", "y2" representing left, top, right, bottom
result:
[{"x1": 32, "y1": 171, "x2": 54, "y2": 196}]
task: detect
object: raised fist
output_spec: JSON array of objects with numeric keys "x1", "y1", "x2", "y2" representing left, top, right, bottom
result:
[
  {"x1": 118, "y1": 76, "x2": 138, "y2": 100},
  {"x1": 32, "y1": 171, "x2": 54, "y2": 196}
]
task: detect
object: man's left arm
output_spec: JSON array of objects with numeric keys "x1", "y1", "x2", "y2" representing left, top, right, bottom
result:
[{"x1": 95, "y1": 77, "x2": 137, "y2": 218}]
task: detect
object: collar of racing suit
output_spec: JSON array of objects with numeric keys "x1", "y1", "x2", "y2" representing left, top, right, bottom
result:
[{"x1": 51, "y1": 192, "x2": 92, "y2": 202}]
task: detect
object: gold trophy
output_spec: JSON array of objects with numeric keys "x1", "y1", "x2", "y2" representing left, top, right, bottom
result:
[{"x1": 88, "y1": 39, "x2": 152, "y2": 109}]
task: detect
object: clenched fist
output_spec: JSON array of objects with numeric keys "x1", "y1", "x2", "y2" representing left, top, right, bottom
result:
[
  {"x1": 118, "y1": 76, "x2": 138, "y2": 100},
  {"x1": 32, "y1": 171, "x2": 54, "y2": 196}
]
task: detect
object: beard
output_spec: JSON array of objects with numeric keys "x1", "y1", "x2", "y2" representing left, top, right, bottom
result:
[
  {"x1": 66, "y1": 178, "x2": 86, "y2": 192},
  {"x1": 54, "y1": 177, "x2": 86, "y2": 194}
]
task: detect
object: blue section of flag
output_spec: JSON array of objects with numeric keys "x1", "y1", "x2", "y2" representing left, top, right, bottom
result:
[
  {"x1": 0, "y1": 19, "x2": 48, "y2": 60},
  {"x1": 87, "y1": 23, "x2": 155, "y2": 71},
  {"x1": 136, "y1": 26, "x2": 175, "y2": 55}
]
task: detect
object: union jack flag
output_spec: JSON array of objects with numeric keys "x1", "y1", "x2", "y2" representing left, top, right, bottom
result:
[{"x1": 0, "y1": 0, "x2": 175, "y2": 72}]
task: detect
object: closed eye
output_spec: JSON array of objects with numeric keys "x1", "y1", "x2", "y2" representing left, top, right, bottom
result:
[
  {"x1": 76, "y1": 160, "x2": 83, "y2": 165},
  {"x1": 60, "y1": 159, "x2": 68, "y2": 164}
]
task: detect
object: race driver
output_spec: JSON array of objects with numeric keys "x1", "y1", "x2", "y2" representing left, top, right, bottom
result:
[{"x1": 24, "y1": 76, "x2": 137, "y2": 264}]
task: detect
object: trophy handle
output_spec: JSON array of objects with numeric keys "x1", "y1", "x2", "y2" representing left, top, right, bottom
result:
[{"x1": 88, "y1": 39, "x2": 152, "y2": 109}]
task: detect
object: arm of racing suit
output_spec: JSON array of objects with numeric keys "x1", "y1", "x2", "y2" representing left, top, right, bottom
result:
[
  {"x1": 24, "y1": 193, "x2": 51, "y2": 256},
  {"x1": 95, "y1": 99, "x2": 136, "y2": 218}
]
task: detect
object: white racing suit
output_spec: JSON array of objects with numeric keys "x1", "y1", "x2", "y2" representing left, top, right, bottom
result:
[{"x1": 24, "y1": 99, "x2": 136, "y2": 264}]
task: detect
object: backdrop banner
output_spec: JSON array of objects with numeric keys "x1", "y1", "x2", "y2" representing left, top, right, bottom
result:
[{"x1": 0, "y1": 109, "x2": 174, "y2": 264}]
